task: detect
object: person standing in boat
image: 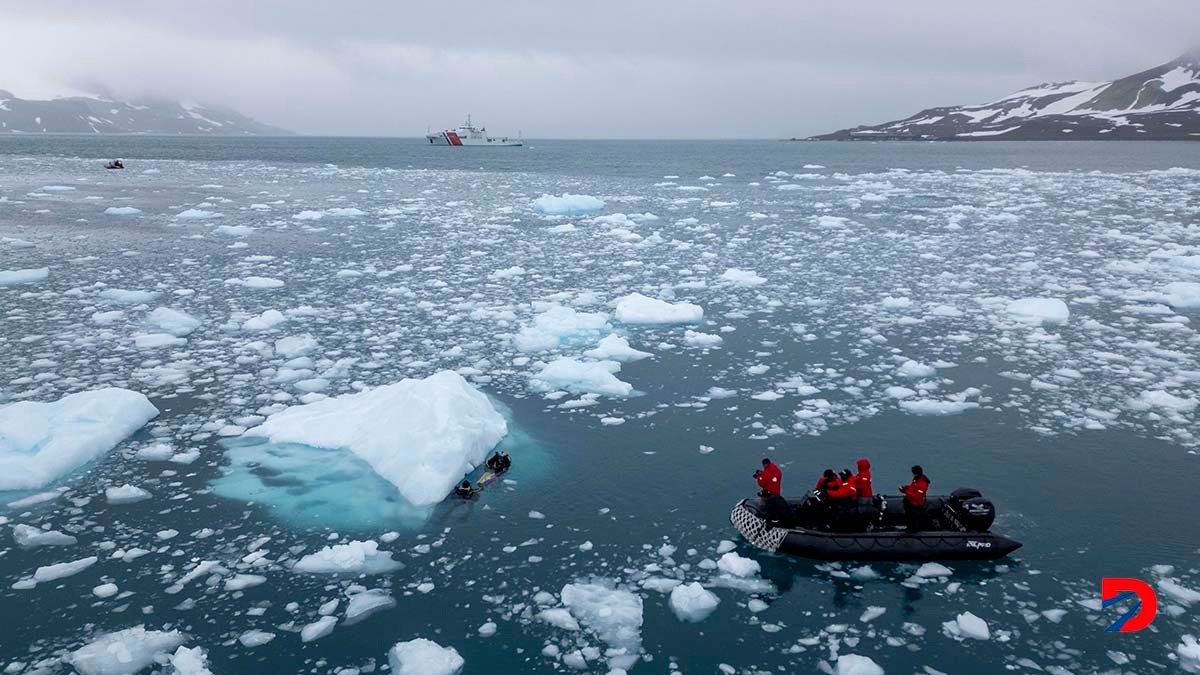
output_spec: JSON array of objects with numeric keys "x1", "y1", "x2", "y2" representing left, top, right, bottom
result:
[
  {"x1": 853, "y1": 458, "x2": 873, "y2": 505},
  {"x1": 900, "y1": 465, "x2": 930, "y2": 531},
  {"x1": 755, "y1": 458, "x2": 782, "y2": 497}
]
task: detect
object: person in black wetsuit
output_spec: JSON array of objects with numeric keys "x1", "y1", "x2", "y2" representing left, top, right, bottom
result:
[{"x1": 454, "y1": 480, "x2": 480, "y2": 499}]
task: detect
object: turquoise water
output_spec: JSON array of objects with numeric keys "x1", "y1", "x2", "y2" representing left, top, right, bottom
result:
[{"x1": 0, "y1": 137, "x2": 1198, "y2": 674}]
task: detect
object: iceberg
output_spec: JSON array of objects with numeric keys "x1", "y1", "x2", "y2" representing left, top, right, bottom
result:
[
  {"x1": 1006, "y1": 297, "x2": 1069, "y2": 324},
  {"x1": 583, "y1": 334, "x2": 652, "y2": 362},
  {"x1": 0, "y1": 267, "x2": 48, "y2": 285},
  {"x1": 561, "y1": 580, "x2": 643, "y2": 670},
  {"x1": 294, "y1": 540, "x2": 402, "y2": 575},
  {"x1": 719, "y1": 268, "x2": 767, "y2": 286},
  {"x1": 0, "y1": 388, "x2": 159, "y2": 491},
  {"x1": 532, "y1": 193, "x2": 605, "y2": 215},
  {"x1": 836, "y1": 654, "x2": 884, "y2": 675},
  {"x1": 669, "y1": 581, "x2": 720, "y2": 622},
  {"x1": 615, "y1": 293, "x2": 703, "y2": 324},
  {"x1": 68, "y1": 626, "x2": 184, "y2": 675},
  {"x1": 389, "y1": 638, "x2": 464, "y2": 675},
  {"x1": 145, "y1": 307, "x2": 201, "y2": 336},
  {"x1": 245, "y1": 370, "x2": 506, "y2": 506},
  {"x1": 530, "y1": 358, "x2": 633, "y2": 397},
  {"x1": 514, "y1": 305, "x2": 610, "y2": 353}
]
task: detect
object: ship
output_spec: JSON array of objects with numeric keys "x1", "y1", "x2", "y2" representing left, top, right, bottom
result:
[{"x1": 426, "y1": 115, "x2": 522, "y2": 146}]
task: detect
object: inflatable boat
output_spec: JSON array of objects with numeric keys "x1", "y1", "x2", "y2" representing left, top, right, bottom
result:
[{"x1": 730, "y1": 488, "x2": 1022, "y2": 561}]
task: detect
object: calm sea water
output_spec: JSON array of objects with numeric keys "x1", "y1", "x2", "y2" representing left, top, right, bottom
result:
[{"x1": 0, "y1": 136, "x2": 1197, "y2": 675}]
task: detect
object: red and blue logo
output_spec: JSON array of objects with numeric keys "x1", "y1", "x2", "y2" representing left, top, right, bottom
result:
[{"x1": 1101, "y1": 577, "x2": 1157, "y2": 633}]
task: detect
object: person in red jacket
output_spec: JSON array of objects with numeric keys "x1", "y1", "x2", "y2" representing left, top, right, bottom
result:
[
  {"x1": 755, "y1": 458, "x2": 782, "y2": 497},
  {"x1": 899, "y1": 465, "x2": 930, "y2": 531},
  {"x1": 853, "y1": 458, "x2": 873, "y2": 504}
]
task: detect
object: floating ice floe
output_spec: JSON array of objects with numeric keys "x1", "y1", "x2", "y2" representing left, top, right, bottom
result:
[
  {"x1": 0, "y1": 267, "x2": 48, "y2": 285},
  {"x1": 0, "y1": 388, "x2": 159, "y2": 490},
  {"x1": 560, "y1": 580, "x2": 643, "y2": 670},
  {"x1": 67, "y1": 626, "x2": 184, "y2": 675},
  {"x1": 514, "y1": 305, "x2": 610, "y2": 352},
  {"x1": 294, "y1": 540, "x2": 402, "y2": 575},
  {"x1": 214, "y1": 224, "x2": 255, "y2": 237},
  {"x1": 835, "y1": 654, "x2": 884, "y2": 675},
  {"x1": 175, "y1": 209, "x2": 220, "y2": 219},
  {"x1": 105, "y1": 484, "x2": 151, "y2": 505},
  {"x1": 389, "y1": 638, "x2": 464, "y2": 675},
  {"x1": 12, "y1": 524, "x2": 77, "y2": 547},
  {"x1": 719, "y1": 268, "x2": 768, "y2": 286},
  {"x1": 169, "y1": 646, "x2": 214, "y2": 675},
  {"x1": 530, "y1": 358, "x2": 633, "y2": 397},
  {"x1": 103, "y1": 206, "x2": 142, "y2": 215},
  {"x1": 224, "y1": 276, "x2": 284, "y2": 289},
  {"x1": 669, "y1": 581, "x2": 720, "y2": 622},
  {"x1": 1178, "y1": 635, "x2": 1200, "y2": 673},
  {"x1": 614, "y1": 292, "x2": 703, "y2": 324},
  {"x1": 145, "y1": 307, "x2": 201, "y2": 336},
  {"x1": 533, "y1": 193, "x2": 605, "y2": 215},
  {"x1": 1006, "y1": 297, "x2": 1070, "y2": 324},
  {"x1": 942, "y1": 611, "x2": 991, "y2": 640},
  {"x1": 99, "y1": 288, "x2": 158, "y2": 304},
  {"x1": 583, "y1": 334, "x2": 652, "y2": 362},
  {"x1": 246, "y1": 370, "x2": 506, "y2": 506}
]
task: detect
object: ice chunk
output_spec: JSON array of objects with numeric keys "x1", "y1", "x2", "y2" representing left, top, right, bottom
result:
[
  {"x1": 1178, "y1": 635, "x2": 1200, "y2": 673},
  {"x1": 530, "y1": 358, "x2": 633, "y2": 397},
  {"x1": 716, "y1": 552, "x2": 761, "y2": 577},
  {"x1": 12, "y1": 524, "x2": 77, "y2": 547},
  {"x1": 1006, "y1": 297, "x2": 1069, "y2": 324},
  {"x1": 238, "y1": 630, "x2": 275, "y2": 647},
  {"x1": 719, "y1": 268, "x2": 767, "y2": 286},
  {"x1": 99, "y1": 288, "x2": 158, "y2": 304},
  {"x1": 561, "y1": 581, "x2": 643, "y2": 670},
  {"x1": 1158, "y1": 578, "x2": 1200, "y2": 605},
  {"x1": 514, "y1": 305, "x2": 610, "y2": 352},
  {"x1": 275, "y1": 334, "x2": 318, "y2": 357},
  {"x1": 615, "y1": 293, "x2": 703, "y2": 324},
  {"x1": 30, "y1": 555, "x2": 97, "y2": 583},
  {"x1": 169, "y1": 646, "x2": 214, "y2": 675},
  {"x1": 669, "y1": 582, "x2": 720, "y2": 622},
  {"x1": 294, "y1": 540, "x2": 401, "y2": 575},
  {"x1": 942, "y1": 611, "x2": 990, "y2": 640},
  {"x1": 105, "y1": 484, "x2": 152, "y2": 504},
  {"x1": 0, "y1": 267, "x2": 49, "y2": 285},
  {"x1": 301, "y1": 616, "x2": 338, "y2": 642},
  {"x1": 214, "y1": 224, "x2": 254, "y2": 237},
  {"x1": 583, "y1": 334, "x2": 652, "y2": 362},
  {"x1": 242, "y1": 309, "x2": 287, "y2": 331},
  {"x1": 345, "y1": 587, "x2": 396, "y2": 624},
  {"x1": 0, "y1": 388, "x2": 159, "y2": 490},
  {"x1": 104, "y1": 206, "x2": 142, "y2": 215},
  {"x1": 93, "y1": 583, "x2": 119, "y2": 598},
  {"x1": 247, "y1": 371, "x2": 506, "y2": 506},
  {"x1": 145, "y1": 307, "x2": 201, "y2": 336},
  {"x1": 836, "y1": 654, "x2": 884, "y2": 675},
  {"x1": 388, "y1": 638, "x2": 464, "y2": 675},
  {"x1": 900, "y1": 399, "x2": 979, "y2": 416},
  {"x1": 176, "y1": 209, "x2": 219, "y2": 219},
  {"x1": 915, "y1": 562, "x2": 953, "y2": 578},
  {"x1": 895, "y1": 360, "x2": 936, "y2": 378},
  {"x1": 224, "y1": 276, "x2": 284, "y2": 289},
  {"x1": 67, "y1": 626, "x2": 184, "y2": 675},
  {"x1": 1134, "y1": 390, "x2": 1197, "y2": 413},
  {"x1": 538, "y1": 607, "x2": 581, "y2": 630},
  {"x1": 532, "y1": 193, "x2": 604, "y2": 215},
  {"x1": 683, "y1": 330, "x2": 723, "y2": 348}
]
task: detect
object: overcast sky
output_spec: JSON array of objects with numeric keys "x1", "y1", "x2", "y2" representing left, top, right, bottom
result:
[{"x1": 1, "y1": 1, "x2": 1197, "y2": 138}]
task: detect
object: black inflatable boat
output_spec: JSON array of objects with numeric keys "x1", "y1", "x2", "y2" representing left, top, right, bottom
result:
[{"x1": 730, "y1": 488, "x2": 1022, "y2": 561}]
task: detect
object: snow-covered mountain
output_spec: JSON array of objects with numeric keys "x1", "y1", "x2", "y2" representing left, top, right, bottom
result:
[
  {"x1": 813, "y1": 49, "x2": 1200, "y2": 141},
  {"x1": 0, "y1": 91, "x2": 291, "y2": 135}
]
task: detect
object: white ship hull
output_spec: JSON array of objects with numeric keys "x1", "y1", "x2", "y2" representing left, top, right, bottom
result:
[{"x1": 426, "y1": 116, "x2": 522, "y2": 147}]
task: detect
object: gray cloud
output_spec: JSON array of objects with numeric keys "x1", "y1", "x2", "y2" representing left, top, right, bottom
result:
[{"x1": 1, "y1": 1, "x2": 1197, "y2": 137}]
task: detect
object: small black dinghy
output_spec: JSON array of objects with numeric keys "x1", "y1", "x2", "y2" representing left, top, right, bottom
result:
[{"x1": 730, "y1": 488, "x2": 1022, "y2": 561}]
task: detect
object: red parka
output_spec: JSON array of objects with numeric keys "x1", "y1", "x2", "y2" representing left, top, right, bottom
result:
[
  {"x1": 853, "y1": 458, "x2": 873, "y2": 499},
  {"x1": 757, "y1": 461, "x2": 782, "y2": 496},
  {"x1": 824, "y1": 476, "x2": 856, "y2": 500},
  {"x1": 901, "y1": 473, "x2": 930, "y2": 507}
]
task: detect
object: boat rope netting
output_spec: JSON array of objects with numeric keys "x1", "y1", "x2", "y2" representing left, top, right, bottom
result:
[{"x1": 729, "y1": 502, "x2": 787, "y2": 552}]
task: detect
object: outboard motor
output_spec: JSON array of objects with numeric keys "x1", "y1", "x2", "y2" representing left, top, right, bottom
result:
[{"x1": 950, "y1": 488, "x2": 995, "y2": 532}]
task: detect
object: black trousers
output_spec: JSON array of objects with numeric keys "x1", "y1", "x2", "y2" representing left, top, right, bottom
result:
[{"x1": 904, "y1": 502, "x2": 924, "y2": 531}]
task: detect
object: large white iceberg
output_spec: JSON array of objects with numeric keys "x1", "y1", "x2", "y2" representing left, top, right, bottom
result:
[
  {"x1": 0, "y1": 389, "x2": 159, "y2": 491},
  {"x1": 615, "y1": 293, "x2": 703, "y2": 324},
  {"x1": 68, "y1": 626, "x2": 184, "y2": 675},
  {"x1": 388, "y1": 638, "x2": 464, "y2": 675},
  {"x1": 532, "y1": 193, "x2": 605, "y2": 215},
  {"x1": 246, "y1": 370, "x2": 507, "y2": 506}
]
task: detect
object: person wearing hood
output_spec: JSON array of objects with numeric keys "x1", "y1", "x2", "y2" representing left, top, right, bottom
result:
[
  {"x1": 755, "y1": 457, "x2": 783, "y2": 497},
  {"x1": 900, "y1": 465, "x2": 930, "y2": 531},
  {"x1": 853, "y1": 458, "x2": 873, "y2": 504}
]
